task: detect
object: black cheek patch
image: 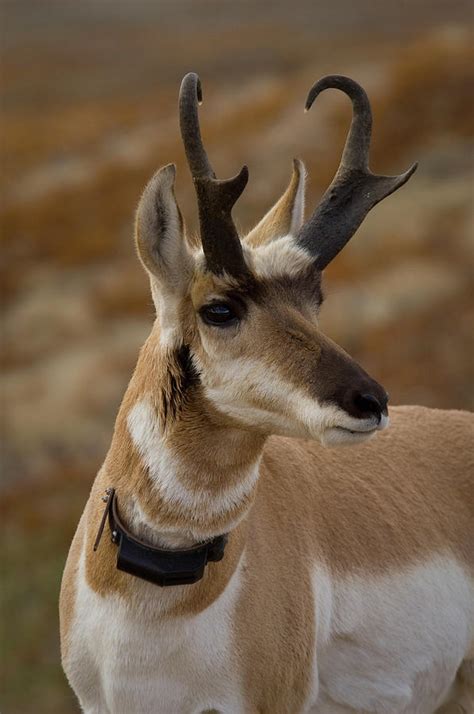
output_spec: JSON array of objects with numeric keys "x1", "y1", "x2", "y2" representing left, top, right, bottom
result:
[
  {"x1": 160, "y1": 344, "x2": 201, "y2": 424},
  {"x1": 176, "y1": 344, "x2": 201, "y2": 391}
]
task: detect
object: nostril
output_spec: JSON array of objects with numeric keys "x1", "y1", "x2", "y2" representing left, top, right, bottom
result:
[{"x1": 354, "y1": 392, "x2": 383, "y2": 420}]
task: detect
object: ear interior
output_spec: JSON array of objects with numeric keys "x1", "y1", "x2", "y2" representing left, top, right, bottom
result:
[
  {"x1": 135, "y1": 164, "x2": 194, "y2": 294},
  {"x1": 245, "y1": 159, "x2": 306, "y2": 247}
]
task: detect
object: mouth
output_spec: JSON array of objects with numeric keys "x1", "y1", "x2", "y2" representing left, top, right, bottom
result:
[
  {"x1": 322, "y1": 413, "x2": 389, "y2": 446},
  {"x1": 336, "y1": 425, "x2": 378, "y2": 434}
]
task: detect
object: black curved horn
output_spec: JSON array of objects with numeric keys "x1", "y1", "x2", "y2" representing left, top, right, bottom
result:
[
  {"x1": 297, "y1": 75, "x2": 417, "y2": 270},
  {"x1": 179, "y1": 73, "x2": 249, "y2": 277}
]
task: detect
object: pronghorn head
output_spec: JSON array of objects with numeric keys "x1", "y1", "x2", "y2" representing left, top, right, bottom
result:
[{"x1": 135, "y1": 74, "x2": 417, "y2": 447}]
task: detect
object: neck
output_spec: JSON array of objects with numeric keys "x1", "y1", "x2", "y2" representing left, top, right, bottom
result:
[{"x1": 101, "y1": 336, "x2": 266, "y2": 550}]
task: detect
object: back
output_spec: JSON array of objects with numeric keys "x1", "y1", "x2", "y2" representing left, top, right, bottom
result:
[{"x1": 255, "y1": 405, "x2": 474, "y2": 574}]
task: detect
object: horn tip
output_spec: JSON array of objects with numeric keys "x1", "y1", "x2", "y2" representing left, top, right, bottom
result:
[
  {"x1": 231, "y1": 164, "x2": 249, "y2": 188},
  {"x1": 399, "y1": 161, "x2": 418, "y2": 185},
  {"x1": 304, "y1": 74, "x2": 369, "y2": 114},
  {"x1": 196, "y1": 76, "x2": 203, "y2": 104},
  {"x1": 180, "y1": 71, "x2": 203, "y2": 104},
  {"x1": 292, "y1": 157, "x2": 305, "y2": 173}
]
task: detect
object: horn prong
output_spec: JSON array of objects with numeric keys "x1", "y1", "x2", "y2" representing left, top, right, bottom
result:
[
  {"x1": 179, "y1": 73, "x2": 249, "y2": 278},
  {"x1": 297, "y1": 75, "x2": 417, "y2": 271}
]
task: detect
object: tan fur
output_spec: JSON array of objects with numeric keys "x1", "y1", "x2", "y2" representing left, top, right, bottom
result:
[
  {"x1": 236, "y1": 407, "x2": 474, "y2": 708},
  {"x1": 59, "y1": 509, "x2": 86, "y2": 661},
  {"x1": 60, "y1": 159, "x2": 474, "y2": 713},
  {"x1": 69, "y1": 329, "x2": 263, "y2": 609},
  {"x1": 61, "y1": 396, "x2": 474, "y2": 710}
]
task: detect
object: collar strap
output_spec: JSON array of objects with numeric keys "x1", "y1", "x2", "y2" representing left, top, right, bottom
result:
[{"x1": 93, "y1": 488, "x2": 228, "y2": 587}]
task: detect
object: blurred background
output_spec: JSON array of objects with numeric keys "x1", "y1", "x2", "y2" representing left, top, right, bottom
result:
[{"x1": 1, "y1": 0, "x2": 473, "y2": 711}]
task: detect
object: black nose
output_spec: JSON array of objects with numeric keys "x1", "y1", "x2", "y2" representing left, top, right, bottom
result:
[{"x1": 353, "y1": 391, "x2": 388, "y2": 421}]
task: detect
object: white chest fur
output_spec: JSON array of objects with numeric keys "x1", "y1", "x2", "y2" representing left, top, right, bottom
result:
[
  {"x1": 66, "y1": 550, "x2": 245, "y2": 714},
  {"x1": 312, "y1": 555, "x2": 474, "y2": 713},
  {"x1": 65, "y1": 550, "x2": 473, "y2": 714}
]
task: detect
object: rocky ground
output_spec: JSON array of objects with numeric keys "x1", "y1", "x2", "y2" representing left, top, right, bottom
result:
[{"x1": 1, "y1": 1, "x2": 473, "y2": 711}]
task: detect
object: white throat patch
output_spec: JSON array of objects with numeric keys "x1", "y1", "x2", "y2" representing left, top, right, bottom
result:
[{"x1": 127, "y1": 399, "x2": 261, "y2": 539}]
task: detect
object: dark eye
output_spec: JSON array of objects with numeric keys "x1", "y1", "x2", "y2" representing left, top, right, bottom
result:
[{"x1": 200, "y1": 302, "x2": 238, "y2": 327}]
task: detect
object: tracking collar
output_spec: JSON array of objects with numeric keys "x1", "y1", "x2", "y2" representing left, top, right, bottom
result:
[{"x1": 93, "y1": 488, "x2": 228, "y2": 587}]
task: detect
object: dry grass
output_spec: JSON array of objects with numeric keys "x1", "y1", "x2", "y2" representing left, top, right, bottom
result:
[
  {"x1": 372, "y1": 29, "x2": 474, "y2": 166},
  {"x1": 2, "y1": 466, "x2": 91, "y2": 713}
]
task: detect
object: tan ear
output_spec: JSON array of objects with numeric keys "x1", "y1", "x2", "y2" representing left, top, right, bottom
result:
[
  {"x1": 135, "y1": 164, "x2": 194, "y2": 296},
  {"x1": 245, "y1": 159, "x2": 306, "y2": 247}
]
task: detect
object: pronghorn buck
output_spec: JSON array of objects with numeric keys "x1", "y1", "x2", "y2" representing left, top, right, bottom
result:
[{"x1": 60, "y1": 74, "x2": 474, "y2": 714}]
